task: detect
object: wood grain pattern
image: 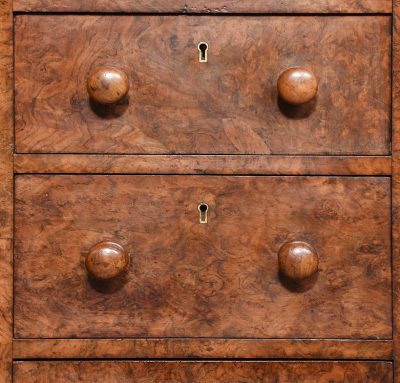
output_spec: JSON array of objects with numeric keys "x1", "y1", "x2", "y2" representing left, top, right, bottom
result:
[
  {"x1": 13, "y1": 361, "x2": 393, "y2": 383},
  {"x1": 0, "y1": 2, "x2": 13, "y2": 239},
  {"x1": 14, "y1": 175, "x2": 391, "y2": 339},
  {"x1": 13, "y1": 339, "x2": 393, "y2": 360},
  {"x1": 12, "y1": 0, "x2": 393, "y2": 14},
  {"x1": 393, "y1": 2, "x2": 400, "y2": 382},
  {"x1": 0, "y1": 241, "x2": 12, "y2": 383},
  {"x1": 0, "y1": 0, "x2": 13, "y2": 381},
  {"x1": 8, "y1": 4, "x2": 398, "y2": 377},
  {"x1": 15, "y1": 15, "x2": 391, "y2": 155},
  {"x1": 13, "y1": 154, "x2": 392, "y2": 175}
]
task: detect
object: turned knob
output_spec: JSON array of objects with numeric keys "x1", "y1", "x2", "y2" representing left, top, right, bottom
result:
[
  {"x1": 278, "y1": 241, "x2": 319, "y2": 281},
  {"x1": 87, "y1": 66, "x2": 129, "y2": 105},
  {"x1": 277, "y1": 67, "x2": 318, "y2": 105},
  {"x1": 85, "y1": 242, "x2": 129, "y2": 280}
]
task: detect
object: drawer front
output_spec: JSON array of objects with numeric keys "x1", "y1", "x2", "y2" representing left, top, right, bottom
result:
[
  {"x1": 15, "y1": 15, "x2": 390, "y2": 155},
  {"x1": 14, "y1": 176, "x2": 391, "y2": 339},
  {"x1": 13, "y1": 361, "x2": 393, "y2": 382}
]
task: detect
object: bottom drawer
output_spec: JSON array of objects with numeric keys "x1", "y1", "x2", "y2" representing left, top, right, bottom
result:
[{"x1": 13, "y1": 361, "x2": 393, "y2": 382}]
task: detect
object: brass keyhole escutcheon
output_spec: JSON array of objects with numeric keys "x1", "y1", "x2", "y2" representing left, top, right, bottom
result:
[
  {"x1": 198, "y1": 203, "x2": 209, "y2": 224},
  {"x1": 198, "y1": 42, "x2": 209, "y2": 63}
]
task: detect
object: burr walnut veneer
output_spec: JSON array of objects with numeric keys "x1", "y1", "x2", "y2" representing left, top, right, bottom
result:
[
  {"x1": 15, "y1": 15, "x2": 391, "y2": 155},
  {"x1": 14, "y1": 176, "x2": 391, "y2": 339},
  {"x1": 1, "y1": 0, "x2": 400, "y2": 382},
  {"x1": 12, "y1": 361, "x2": 394, "y2": 383}
]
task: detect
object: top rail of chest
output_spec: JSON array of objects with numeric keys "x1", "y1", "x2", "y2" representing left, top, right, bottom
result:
[{"x1": 13, "y1": 0, "x2": 392, "y2": 14}]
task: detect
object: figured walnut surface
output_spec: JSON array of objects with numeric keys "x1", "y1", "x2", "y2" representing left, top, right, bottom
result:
[
  {"x1": 0, "y1": 0, "x2": 14, "y2": 381},
  {"x1": 13, "y1": 361, "x2": 393, "y2": 383},
  {"x1": 12, "y1": 0, "x2": 392, "y2": 13},
  {"x1": 12, "y1": 338, "x2": 393, "y2": 360},
  {"x1": 13, "y1": 154, "x2": 392, "y2": 175},
  {"x1": 391, "y1": 1, "x2": 400, "y2": 381},
  {"x1": 14, "y1": 175, "x2": 391, "y2": 339},
  {"x1": 15, "y1": 16, "x2": 391, "y2": 155}
]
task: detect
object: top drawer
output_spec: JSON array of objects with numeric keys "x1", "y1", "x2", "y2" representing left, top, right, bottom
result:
[{"x1": 15, "y1": 15, "x2": 391, "y2": 155}]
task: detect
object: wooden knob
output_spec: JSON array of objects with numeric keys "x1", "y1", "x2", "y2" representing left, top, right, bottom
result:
[
  {"x1": 87, "y1": 66, "x2": 129, "y2": 105},
  {"x1": 85, "y1": 242, "x2": 129, "y2": 280},
  {"x1": 278, "y1": 241, "x2": 319, "y2": 281},
  {"x1": 277, "y1": 67, "x2": 318, "y2": 105}
]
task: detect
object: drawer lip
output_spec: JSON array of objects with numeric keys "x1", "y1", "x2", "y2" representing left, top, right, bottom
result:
[{"x1": 12, "y1": 0, "x2": 392, "y2": 14}]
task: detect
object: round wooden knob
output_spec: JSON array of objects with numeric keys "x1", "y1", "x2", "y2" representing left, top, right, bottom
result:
[
  {"x1": 278, "y1": 241, "x2": 319, "y2": 281},
  {"x1": 87, "y1": 66, "x2": 129, "y2": 105},
  {"x1": 277, "y1": 67, "x2": 318, "y2": 105},
  {"x1": 85, "y1": 242, "x2": 129, "y2": 280}
]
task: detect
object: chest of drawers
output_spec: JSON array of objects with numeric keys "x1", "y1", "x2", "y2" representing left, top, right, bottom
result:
[{"x1": 1, "y1": 0, "x2": 400, "y2": 382}]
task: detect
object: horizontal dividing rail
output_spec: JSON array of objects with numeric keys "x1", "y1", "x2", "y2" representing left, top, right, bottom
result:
[
  {"x1": 14, "y1": 154, "x2": 392, "y2": 176},
  {"x1": 13, "y1": 338, "x2": 393, "y2": 360}
]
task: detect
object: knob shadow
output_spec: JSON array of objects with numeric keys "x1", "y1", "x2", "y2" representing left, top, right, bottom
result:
[
  {"x1": 87, "y1": 270, "x2": 129, "y2": 294},
  {"x1": 278, "y1": 271, "x2": 319, "y2": 293},
  {"x1": 89, "y1": 96, "x2": 130, "y2": 119},
  {"x1": 278, "y1": 96, "x2": 317, "y2": 120}
]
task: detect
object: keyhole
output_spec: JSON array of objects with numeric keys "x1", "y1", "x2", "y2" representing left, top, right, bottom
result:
[
  {"x1": 198, "y1": 42, "x2": 209, "y2": 63},
  {"x1": 198, "y1": 203, "x2": 209, "y2": 224}
]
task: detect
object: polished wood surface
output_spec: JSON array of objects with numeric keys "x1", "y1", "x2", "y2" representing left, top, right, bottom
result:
[
  {"x1": 15, "y1": 16, "x2": 391, "y2": 155},
  {"x1": 13, "y1": 154, "x2": 392, "y2": 176},
  {"x1": 0, "y1": 241, "x2": 12, "y2": 383},
  {"x1": 13, "y1": 361, "x2": 393, "y2": 383},
  {"x1": 0, "y1": 0, "x2": 13, "y2": 381},
  {"x1": 0, "y1": 2, "x2": 13, "y2": 239},
  {"x1": 3, "y1": 2, "x2": 400, "y2": 380},
  {"x1": 278, "y1": 68, "x2": 318, "y2": 106},
  {"x1": 87, "y1": 66, "x2": 129, "y2": 105},
  {"x1": 86, "y1": 242, "x2": 129, "y2": 281},
  {"x1": 14, "y1": 175, "x2": 391, "y2": 339},
  {"x1": 392, "y1": 2, "x2": 400, "y2": 382},
  {"x1": 12, "y1": 0, "x2": 392, "y2": 13},
  {"x1": 13, "y1": 339, "x2": 393, "y2": 360},
  {"x1": 278, "y1": 241, "x2": 319, "y2": 281}
]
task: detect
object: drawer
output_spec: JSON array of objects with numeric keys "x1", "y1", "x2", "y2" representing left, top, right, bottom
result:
[
  {"x1": 15, "y1": 15, "x2": 390, "y2": 155},
  {"x1": 14, "y1": 176, "x2": 391, "y2": 339},
  {"x1": 13, "y1": 361, "x2": 393, "y2": 382}
]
